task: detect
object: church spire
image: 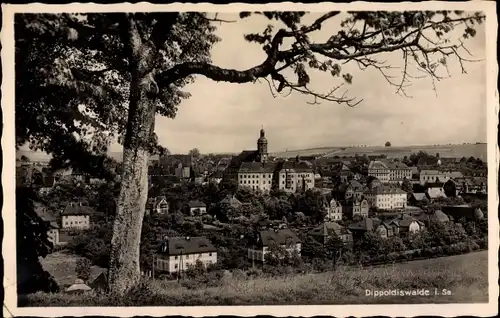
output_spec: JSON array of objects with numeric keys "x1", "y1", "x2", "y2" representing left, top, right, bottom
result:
[{"x1": 257, "y1": 126, "x2": 268, "y2": 163}]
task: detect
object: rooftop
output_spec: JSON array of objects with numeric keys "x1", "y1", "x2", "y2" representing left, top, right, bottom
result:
[
  {"x1": 239, "y1": 161, "x2": 277, "y2": 173},
  {"x1": 158, "y1": 236, "x2": 217, "y2": 256},
  {"x1": 256, "y1": 228, "x2": 301, "y2": 246},
  {"x1": 62, "y1": 202, "x2": 94, "y2": 216}
]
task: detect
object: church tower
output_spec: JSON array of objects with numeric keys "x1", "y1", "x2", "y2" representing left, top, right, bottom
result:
[{"x1": 257, "y1": 126, "x2": 268, "y2": 163}]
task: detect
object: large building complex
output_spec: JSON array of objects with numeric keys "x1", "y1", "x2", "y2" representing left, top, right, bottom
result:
[
  {"x1": 368, "y1": 160, "x2": 411, "y2": 183},
  {"x1": 227, "y1": 128, "x2": 315, "y2": 193}
]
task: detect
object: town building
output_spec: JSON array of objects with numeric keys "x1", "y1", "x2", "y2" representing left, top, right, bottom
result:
[
  {"x1": 61, "y1": 202, "x2": 92, "y2": 230},
  {"x1": 342, "y1": 197, "x2": 369, "y2": 219},
  {"x1": 335, "y1": 163, "x2": 353, "y2": 183},
  {"x1": 368, "y1": 160, "x2": 411, "y2": 184},
  {"x1": 417, "y1": 210, "x2": 450, "y2": 226},
  {"x1": 156, "y1": 236, "x2": 217, "y2": 273},
  {"x1": 46, "y1": 221, "x2": 60, "y2": 246},
  {"x1": 219, "y1": 194, "x2": 243, "y2": 210},
  {"x1": 146, "y1": 196, "x2": 169, "y2": 215},
  {"x1": 425, "y1": 182, "x2": 447, "y2": 200},
  {"x1": 187, "y1": 200, "x2": 207, "y2": 216},
  {"x1": 223, "y1": 127, "x2": 270, "y2": 185},
  {"x1": 233, "y1": 129, "x2": 315, "y2": 193},
  {"x1": 332, "y1": 180, "x2": 364, "y2": 201},
  {"x1": 451, "y1": 177, "x2": 488, "y2": 195},
  {"x1": 324, "y1": 198, "x2": 342, "y2": 221},
  {"x1": 247, "y1": 228, "x2": 301, "y2": 263},
  {"x1": 309, "y1": 222, "x2": 352, "y2": 245},
  {"x1": 364, "y1": 185, "x2": 407, "y2": 211},
  {"x1": 348, "y1": 217, "x2": 393, "y2": 239},
  {"x1": 238, "y1": 162, "x2": 276, "y2": 192},
  {"x1": 388, "y1": 214, "x2": 425, "y2": 235},
  {"x1": 409, "y1": 192, "x2": 428, "y2": 206},
  {"x1": 277, "y1": 159, "x2": 315, "y2": 193}
]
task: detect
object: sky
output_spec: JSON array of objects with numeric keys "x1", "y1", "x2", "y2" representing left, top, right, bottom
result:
[
  {"x1": 134, "y1": 12, "x2": 486, "y2": 155},
  {"x1": 18, "y1": 11, "x2": 486, "y2": 157}
]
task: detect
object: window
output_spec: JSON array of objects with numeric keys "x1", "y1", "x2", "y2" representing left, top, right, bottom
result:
[
  {"x1": 175, "y1": 264, "x2": 178, "y2": 269},
  {"x1": 209, "y1": 253, "x2": 212, "y2": 256},
  {"x1": 175, "y1": 256, "x2": 178, "y2": 260}
]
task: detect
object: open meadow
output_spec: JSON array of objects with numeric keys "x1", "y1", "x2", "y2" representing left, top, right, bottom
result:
[
  {"x1": 272, "y1": 143, "x2": 487, "y2": 161},
  {"x1": 23, "y1": 250, "x2": 488, "y2": 306}
]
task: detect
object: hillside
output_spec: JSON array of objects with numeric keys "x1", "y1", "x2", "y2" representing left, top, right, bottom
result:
[
  {"x1": 23, "y1": 250, "x2": 487, "y2": 306},
  {"x1": 271, "y1": 143, "x2": 487, "y2": 161}
]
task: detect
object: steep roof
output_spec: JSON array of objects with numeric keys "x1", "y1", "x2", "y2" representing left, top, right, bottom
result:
[
  {"x1": 158, "y1": 236, "x2": 217, "y2": 256},
  {"x1": 368, "y1": 159, "x2": 410, "y2": 170},
  {"x1": 62, "y1": 203, "x2": 94, "y2": 216},
  {"x1": 389, "y1": 215, "x2": 424, "y2": 228},
  {"x1": 257, "y1": 228, "x2": 301, "y2": 246},
  {"x1": 417, "y1": 210, "x2": 450, "y2": 223},
  {"x1": 239, "y1": 162, "x2": 276, "y2": 173},
  {"x1": 411, "y1": 193, "x2": 427, "y2": 201},
  {"x1": 365, "y1": 185, "x2": 407, "y2": 195},
  {"x1": 420, "y1": 170, "x2": 440, "y2": 175},
  {"x1": 219, "y1": 195, "x2": 242, "y2": 208},
  {"x1": 188, "y1": 200, "x2": 206, "y2": 208},
  {"x1": 309, "y1": 222, "x2": 350, "y2": 237},
  {"x1": 336, "y1": 180, "x2": 364, "y2": 192},
  {"x1": 280, "y1": 161, "x2": 313, "y2": 173},
  {"x1": 348, "y1": 217, "x2": 384, "y2": 231}
]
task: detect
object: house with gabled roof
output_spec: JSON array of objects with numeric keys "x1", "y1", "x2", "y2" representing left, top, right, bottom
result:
[
  {"x1": 364, "y1": 185, "x2": 407, "y2": 211},
  {"x1": 309, "y1": 222, "x2": 352, "y2": 245},
  {"x1": 348, "y1": 217, "x2": 393, "y2": 239},
  {"x1": 156, "y1": 236, "x2": 217, "y2": 273},
  {"x1": 247, "y1": 228, "x2": 301, "y2": 263},
  {"x1": 324, "y1": 198, "x2": 343, "y2": 221},
  {"x1": 188, "y1": 200, "x2": 207, "y2": 216},
  {"x1": 61, "y1": 202, "x2": 93, "y2": 230},
  {"x1": 425, "y1": 181, "x2": 447, "y2": 200},
  {"x1": 388, "y1": 214, "x2": 425, "y2": 235},
  {"x1": 417, "y1": 210, "x2": 450, "y2": 227},
  {"x1": 332, "y1": 179, "x2": 364, "y2": 201},
  {"x1": 409, "y1": 192, "x2": 428, "y2": 206},
  {"x1": 146, "y1": 196, "x2": 169, "y2": 215}
]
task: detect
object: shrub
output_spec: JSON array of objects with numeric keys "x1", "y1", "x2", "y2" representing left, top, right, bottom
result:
[{"x1": 75, "y1": 258, "x2": 92, "y2": 282}]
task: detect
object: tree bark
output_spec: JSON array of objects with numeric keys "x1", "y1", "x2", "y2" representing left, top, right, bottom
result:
[
  {"x1": 108, "y1": 15, "x2": 159, "y2": 294},
  {"x1": 108, "y1": 71, "x2": 157, "y2": 294}
]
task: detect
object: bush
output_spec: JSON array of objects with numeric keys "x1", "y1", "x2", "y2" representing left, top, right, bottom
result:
[{"x1": 75, "y1": 258, "x2": 92, "y2": 282}]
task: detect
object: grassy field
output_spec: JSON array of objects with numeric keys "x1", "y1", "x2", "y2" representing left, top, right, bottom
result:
[
  {"x1": 24, "y1": 250, "x2": 488, "y2": 306},
  {"x1": 40, "y1": 251, "x2": 106, "y2": 288},
  {"x1": 272, "y1": 143, "x2": 487, "y2": 161}
]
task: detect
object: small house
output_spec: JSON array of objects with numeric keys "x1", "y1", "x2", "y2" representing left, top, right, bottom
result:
[
  {"x1": 388, "y1": 214, "x2": 425, "y2": 235},
  {"x1": 61, "y1": 202, "x2": 92, "y2": 230},
  {"x1": 309, "y1": 222, "x2": 352, "y2": 245},
  {"x1": 156, "y1": 236, "x2": 217, "y2": 273},
  {"x1": 247, "y1": 228, "x2": 301, "y2": 263},
  {"x1": 348, "y1": 217, "x2": 393, "y2": 239},
  {"x1": 188, "y1": 200, "x2": 207, "y2": 216}
]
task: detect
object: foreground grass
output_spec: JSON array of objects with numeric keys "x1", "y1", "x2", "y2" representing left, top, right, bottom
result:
[{"x1": 23, "y1": 251, "x2": 488, "y2": 306}]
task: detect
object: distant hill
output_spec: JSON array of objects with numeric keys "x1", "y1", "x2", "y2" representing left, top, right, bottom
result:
[
  {"x1": 17, "y1": 143, "x2": 487, "y2": 163},
  {"x1": 271, "y1": 143, "x2": 487, "y2": 161}
]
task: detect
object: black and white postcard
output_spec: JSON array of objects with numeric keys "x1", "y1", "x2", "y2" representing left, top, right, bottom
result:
[{"x1": 2, "y1": 1, "x2": 498, "y2": 317}]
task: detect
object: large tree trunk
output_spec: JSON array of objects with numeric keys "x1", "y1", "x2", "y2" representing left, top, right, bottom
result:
[{"x1": 107, "y1": 70, "x2": 157, "y2": 295}]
